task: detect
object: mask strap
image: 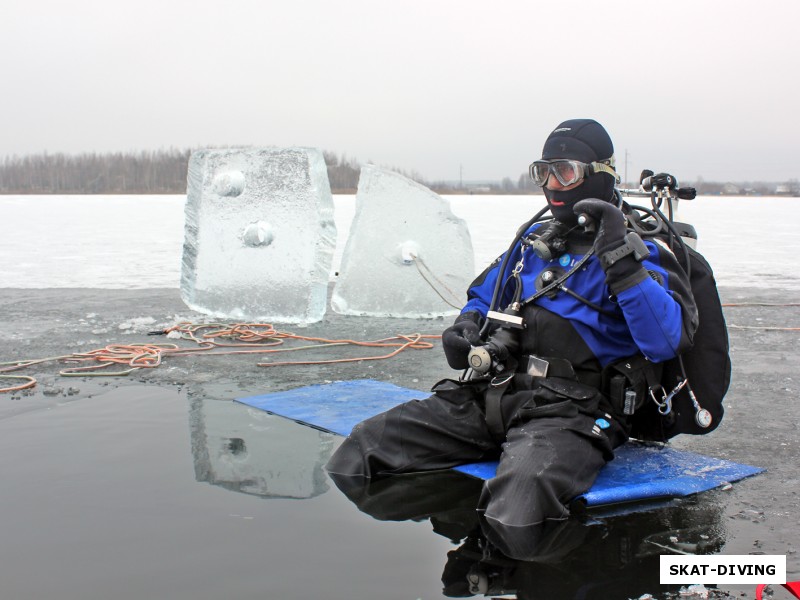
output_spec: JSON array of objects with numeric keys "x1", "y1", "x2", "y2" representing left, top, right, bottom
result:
[{"x1": 590, "y1": 161, "x2": 621, "y2": 183}]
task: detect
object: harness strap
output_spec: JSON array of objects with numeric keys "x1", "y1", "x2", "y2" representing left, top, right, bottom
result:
[
  {"x1": 519, "y1": 355, "x2": 603, "y2": 389},
  {"x1": 485, "y1": 374, "x2": 513, "y2": 442}
]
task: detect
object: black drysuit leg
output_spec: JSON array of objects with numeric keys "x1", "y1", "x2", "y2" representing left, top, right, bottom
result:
[
  {"x1": 477, "y1": 403, "x2": 622, "y2": 559},
  {"x1": 325, "y1": 381, "x2": 498, "y2": 480},
  {"x1": 325, "y1": 382, "x2": 626, "y2": 560}
]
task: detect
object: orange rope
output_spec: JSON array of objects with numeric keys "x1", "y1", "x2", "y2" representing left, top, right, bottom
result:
[
  {"x1": 258, "y1": 333, "x2": 438, "y2": 366},
  {"x1": 171, "y1": 322, "x2": 284, "y2": 347},
  {"x1": 0, "y1": 322, "x2": 442, "y2": 391},
  {"x1": 0, "y1": 375, "x2": 36, "y2": 393},
  {"x1": 722, "y1": 303, "x2": 800, "y2": 331},
  {"x1": 723, "y1": 302, "x2": 800, "y2": 307},
  {"x1": 59, "y1": 343, "x2": 176, "y2": 375}
]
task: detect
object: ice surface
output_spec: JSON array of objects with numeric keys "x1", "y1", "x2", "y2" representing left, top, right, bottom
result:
[
  {"x1": 181, "y1": 148, "x2": 336, "y2": 324},
  {"x1": 331, "y1": 165, "x2": 474, "y2": 318}
]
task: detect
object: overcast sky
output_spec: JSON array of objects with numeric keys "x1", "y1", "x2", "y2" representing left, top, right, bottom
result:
[{"x1": 2, "y1": 0, "x2": 798, "y2": 183}]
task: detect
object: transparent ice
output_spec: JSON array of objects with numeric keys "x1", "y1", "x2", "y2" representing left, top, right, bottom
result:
[
  {"x1": 181, "y1": 147, "x2": 336, "y2": 324},
  {"x1": 331, "y1": 165, "x2": 474, "y2": 318}
]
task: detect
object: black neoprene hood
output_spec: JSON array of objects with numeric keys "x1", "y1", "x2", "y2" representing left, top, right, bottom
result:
[
  {"x1": 542, "y1": 119, "x2": 614, "y2": 163},
  {"x1": 540, "y1": 119, "x2": 617, "y2": 219}
]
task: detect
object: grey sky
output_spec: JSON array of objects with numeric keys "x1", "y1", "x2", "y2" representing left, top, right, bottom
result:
[{"x1": 2, "y1": 0, "x2": 798, "y2": 183}]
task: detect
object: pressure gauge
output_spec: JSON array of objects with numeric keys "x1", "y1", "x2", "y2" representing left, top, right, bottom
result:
[{"x1": 695, "y1": 408, "x2": 713, "y2": 429}]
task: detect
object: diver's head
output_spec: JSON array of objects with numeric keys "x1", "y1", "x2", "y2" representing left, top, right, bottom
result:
[{"x1": 530, "y1": 119, "x2": 619, "y2": 224}]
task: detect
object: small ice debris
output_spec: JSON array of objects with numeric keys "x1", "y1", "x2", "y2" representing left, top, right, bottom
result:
[
  {"x1": 118, "y1": 317, "x2": 157, "y2": 332},
  {"x1": 678, "y1": 583, "x2": 709, "y2": 598},
  {"x1": 166, "y1": 330, "x2": 183, "y2": 340}
]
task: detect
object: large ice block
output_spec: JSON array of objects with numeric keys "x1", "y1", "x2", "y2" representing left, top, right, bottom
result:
[
  {"x1": 181, "y1": 148, "x2": 336, "y2": 324},
  {"x1": 331, "y1": 165, "x2": 474, "y2": 318}
]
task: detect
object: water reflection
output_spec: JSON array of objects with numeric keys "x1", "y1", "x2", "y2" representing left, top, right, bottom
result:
[
  {"x1": 329, "y1": 470, "x2": 727, "y2": 599},
  {"x1": 188, "y1": 398, "x2": 335, "y2": 499}
]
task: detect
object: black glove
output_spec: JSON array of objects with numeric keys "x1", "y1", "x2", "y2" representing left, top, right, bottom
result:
[
  {"x1": 574, "y1": 198, "x2": 647, "y2": 288},
  {"x1": 573, "y1": 198, "x2": 627, "y2": 255},
  {"x1": 442, "y1": 311, "x2": 483, "y2": 370}
]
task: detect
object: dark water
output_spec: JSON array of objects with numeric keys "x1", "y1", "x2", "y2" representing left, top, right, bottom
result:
[{"x1": 0, "y1": 384, "x2": 743, "y2": 600}]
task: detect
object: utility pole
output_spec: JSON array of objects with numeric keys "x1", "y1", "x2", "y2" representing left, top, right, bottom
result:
[
  {"x1": 459, "y1": 163, "x2": 463, "y2": 189},
  {"x1": 624, "y1": 149, "x2": 628, "y2": 186}
]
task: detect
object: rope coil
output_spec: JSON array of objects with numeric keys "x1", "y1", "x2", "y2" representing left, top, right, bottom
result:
[{"x1": 0, "y1": 322, "x2": 441, "y2": 393}]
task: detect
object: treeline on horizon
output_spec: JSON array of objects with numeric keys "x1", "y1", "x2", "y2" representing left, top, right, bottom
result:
[
  {"x1": 0, "y1": 148, "x2": 791, "y2": 196},
  {"x1": 0, "y1": 148, "x2": 532, "y2": 195}
]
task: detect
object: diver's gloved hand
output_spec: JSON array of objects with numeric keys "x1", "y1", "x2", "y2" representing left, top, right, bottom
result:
[
  {"x1": 442, "y1": 311, "x2": 483, "y2": 370},
  {"x1": 572, "y1": 198, "x2": 627, "y2": 254},
  {"x1": 574, "y1": 198, "x2": 649, "y2": 290}
]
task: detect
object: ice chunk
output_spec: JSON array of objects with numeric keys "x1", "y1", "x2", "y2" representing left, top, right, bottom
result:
[
  {"x1": 181, "y1": 148, "x2": 336, "y2": 324},
  {"x1": 331, "y1": 165, "x2": 474, "y2": 318}
]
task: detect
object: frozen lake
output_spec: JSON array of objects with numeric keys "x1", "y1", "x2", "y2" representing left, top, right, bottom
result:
[
  {"x1": 2, "y1": 193, "x2": 799, "y2": 599},
  {"x1": 1, "y1": 194, "x2": 799, "y2": 290}
]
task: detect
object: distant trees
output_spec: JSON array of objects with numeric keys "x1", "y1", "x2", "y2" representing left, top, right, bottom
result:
[
  {"x1": 0, "y1": 148, "x2": 433, "y2": 195},
  {"x1": 323, "y1": 151, "x2": 360, "y2": 192},
  {"x1": 0, "y1": 149, "x2": 191, "y2": 194},
  {"x1": 10, "y1": 149, "x2": 782, "y2": 196},
  {"x1": 518, "y1": 172, "x2": 539, "y2": 193}
]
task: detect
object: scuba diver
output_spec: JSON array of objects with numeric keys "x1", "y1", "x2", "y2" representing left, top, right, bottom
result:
[{"x1": 326, "y1": 118, "x2": 707, "y2": 560}]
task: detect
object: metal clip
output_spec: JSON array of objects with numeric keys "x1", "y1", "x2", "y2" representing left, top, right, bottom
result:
[
  {"x1": 664, "y1": 378, "x2": 688, "y2": 403},
  {"x1": 654, "y1": 378, "x2": 688, "y2": 415},
  {"x1": 649, "y1": 385, "x2": 671, "y2": 415},
  {"x1": 490, "y1": 373, "x2": 514, "y2": 388}
]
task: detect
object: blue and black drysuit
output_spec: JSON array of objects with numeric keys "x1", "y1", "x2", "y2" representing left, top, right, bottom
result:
[{"x1": 326, "y1": 221, "x2": 698, "y2": 560}]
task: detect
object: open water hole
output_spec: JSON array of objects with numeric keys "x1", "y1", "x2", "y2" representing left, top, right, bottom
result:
[{"x1": 0, "y1": 385, "x2": 744, "y2": 600}]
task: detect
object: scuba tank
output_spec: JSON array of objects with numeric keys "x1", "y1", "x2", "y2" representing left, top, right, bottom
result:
[{"x1": 616, "y1": 171, "x2": 730, "y2": 440}]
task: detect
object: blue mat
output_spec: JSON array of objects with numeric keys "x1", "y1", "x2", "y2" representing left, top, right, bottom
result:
[{"x1": 236, "y1": 379, "x2": 763, "y2": 508}]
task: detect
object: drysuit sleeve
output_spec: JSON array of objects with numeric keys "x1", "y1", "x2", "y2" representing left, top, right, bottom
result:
[
  {"x1": 461, "y1": 255, "x2": 506, "y2": 317},
  {"x1": 611, "y1": 240, "x2": 698, "y2": 363},
  {"x1": 460, "y1": 222, "x2": 536, "y2": 317}
]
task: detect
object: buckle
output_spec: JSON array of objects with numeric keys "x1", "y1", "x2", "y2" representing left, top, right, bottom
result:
[
  {"x1": 599, "y1": 232, "x2": 650, "y2": 268},
  {"x1": 526, "y1": 356, "x2": 550, "y2": 377}
]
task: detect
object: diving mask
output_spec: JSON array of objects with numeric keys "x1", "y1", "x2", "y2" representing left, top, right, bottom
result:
[{"x1": 529, "y1": 159, "x2": 620, "y2": 188}]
